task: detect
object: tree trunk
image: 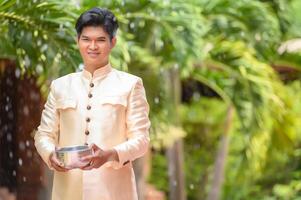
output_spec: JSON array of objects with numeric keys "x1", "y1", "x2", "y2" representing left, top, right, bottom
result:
[
  {"x1": 133, "y1": 154, "x2": 149, "y2": 200},
  {"x1": 0, "y1": 59, "x2": 45, "y2": 200},
  {"x1": 166, "y1": 139, "x2": 186, "y2": 200},
  {"x1": 207, "y1": 106, "x2": 234, "y2": 200},
  {"x1": 165, "y1": 67, "x2": 186, "y2": 200}
]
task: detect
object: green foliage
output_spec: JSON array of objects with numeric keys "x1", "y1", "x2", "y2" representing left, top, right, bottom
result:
[
  {"x1": 180, "y1": 98, "x2": 228, "y2": 199},
  {"x1": 223, "y1": 81, "x2": 301, "y2": 199},
  {"x1": 0, "y1": 0, "x2": 80, "y2": 77},
  {"x1": 1, "y1": 0, "x2": 301, "y2": 199},
  {"x1": 147, "y1": 151, "x2": 169, "y2": 194}
]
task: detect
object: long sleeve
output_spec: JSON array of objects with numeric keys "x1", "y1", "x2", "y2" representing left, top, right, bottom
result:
[
  {"x1": 112, "y1": 78, "x2": 151, "y2": 168},
  {"x1": 34, "y1": 82, "x2": 59, "y2": 169}
]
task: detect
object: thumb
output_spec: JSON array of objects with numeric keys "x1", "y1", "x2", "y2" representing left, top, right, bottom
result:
[
  {"x1": 90, "y1": 143, "x2": 99, "y2": 152},
  {"x1": 52, "y1": 152, "x2": 63, "y2": 166}
]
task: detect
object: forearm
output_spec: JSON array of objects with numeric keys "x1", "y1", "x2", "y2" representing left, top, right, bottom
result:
[
  {"x1": 113, "y1": 133, "x2": 149, "y2": 164},
  {"x1": 34, "y1": 131, "x2": 56, "y2": 168}
]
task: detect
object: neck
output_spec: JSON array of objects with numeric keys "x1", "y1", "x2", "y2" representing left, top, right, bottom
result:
[{"x1": 84, "y1": 61, "x2": 109, "y2": 74}]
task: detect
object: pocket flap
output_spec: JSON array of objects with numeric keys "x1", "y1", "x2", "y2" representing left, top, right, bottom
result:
[
  {"x1": 56, "y1": 99, "x2": 77, "y2": 109},
  {"x1": 100, "y1": 95, "x2": 127, "y2": 107}
]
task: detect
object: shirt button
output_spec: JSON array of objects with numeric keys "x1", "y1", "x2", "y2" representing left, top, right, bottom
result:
[
  {"x1": 90, "y1": 83, "x2": 94, "y2": 87},
  {"x1": 86, "y1": 117, "x2": 91, "y2": 122},
  {"x1": 87, "y1": 105, "x2": 91, "y2": 110},
  {"x1": 85, "y1": 130, "x2": 90, "y2": 135},
  {"x1": 88, "y1": 93, "x2": 93, "y2": 98}
]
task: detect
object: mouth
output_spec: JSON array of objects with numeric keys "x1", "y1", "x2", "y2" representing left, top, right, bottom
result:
[{"x1": 87, "y1": 52, "x2": 100, "y2": 58}]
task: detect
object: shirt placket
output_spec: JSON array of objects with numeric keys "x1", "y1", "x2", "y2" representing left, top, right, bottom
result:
[{"x1": 84, "y1": 80, "x2": 95, "y2": 145}]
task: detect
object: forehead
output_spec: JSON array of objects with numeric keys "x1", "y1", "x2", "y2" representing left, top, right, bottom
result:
[{"x1": 80, "y1": 26, "x2": 109, "y2": 38}]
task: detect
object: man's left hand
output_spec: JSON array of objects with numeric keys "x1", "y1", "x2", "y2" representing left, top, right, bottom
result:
[{"x1": 80, "y1": 143, "x2": 119, "y2": 170}]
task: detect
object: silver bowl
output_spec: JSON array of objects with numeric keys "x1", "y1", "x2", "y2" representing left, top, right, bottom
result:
[{"x1": 55, "y1": 145, "x2": 93, "y2": 169}]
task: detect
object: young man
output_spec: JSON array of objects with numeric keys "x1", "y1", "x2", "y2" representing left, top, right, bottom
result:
[{"x1": 34, "y1": 7, "x2": 150, "y2": 200}]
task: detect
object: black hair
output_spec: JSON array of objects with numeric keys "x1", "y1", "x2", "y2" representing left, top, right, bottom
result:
[{"x1": 75, "y1": 7, "x2": 119, "y2": 40}]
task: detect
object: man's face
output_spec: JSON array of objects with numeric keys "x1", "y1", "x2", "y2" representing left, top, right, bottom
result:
[{"x1": 77, "y1": 26, "x2": 116, "y2": 68}]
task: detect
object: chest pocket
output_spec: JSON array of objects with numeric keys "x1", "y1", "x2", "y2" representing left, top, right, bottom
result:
[
  {"x1": 56, "y1": 99, "x2": 77, "y2": 125},
  {"x1": 99, "y1": 95, "x2": 127, "y2": 120},
  {"x1": 100, "y1": 95, "x2": 127, "y2": 107},
  {"x1": 56, "y1": 99, "x2": 77, "y2": 110}
]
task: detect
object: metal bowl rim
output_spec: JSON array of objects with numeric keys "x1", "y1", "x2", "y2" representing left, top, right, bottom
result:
[{"x1": 56, "y1": 145, "x2": 90, "y2": 153}]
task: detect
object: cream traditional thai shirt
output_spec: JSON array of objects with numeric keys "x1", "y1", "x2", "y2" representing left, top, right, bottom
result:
[{"x1": 34, "y1": 63, "x2": 150, "y2": 200}]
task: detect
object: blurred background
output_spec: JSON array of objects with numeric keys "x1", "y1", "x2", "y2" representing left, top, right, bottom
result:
[{"x1": 1, "y1": 0, "x2": 301, "y2": 199}]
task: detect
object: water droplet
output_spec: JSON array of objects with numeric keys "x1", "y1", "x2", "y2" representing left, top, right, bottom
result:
[
  {"x1": 23, "y1": 176, "x2": 27, "y2": 182},
  {"x1": 23, "y1": 106, "x2": 29, "y2": 116},
  {"x1": 24, "y1": 55, "x2": 31, "y2": 67},
  {"x1": 19, "y1": 141, "x2": 25, "y2": 150},
  {"x1": 41, "y1": 44, "x2": 48, "y2": 52},
  {"x1": 138, "y1": 21, "x2": 145, "y2": 28},
  {"x1": 18, "y1": 158, "x2": 23, "y2": 166},
  {"x1": 40, "y1": 54, "x2": 46, "y2": 61},
  {"x1": 6, "y1": 78, "x2": 13, "y2": 86},
  {"x1": 36, "y1": 64, "x2": 43, "y2": 74},
  {"x1": 34, "y1": 30, "x2": 38, "y2": 37},
  {"x1": 7, "y1": 134, "x2": 12, "y2": 142},
  {"x1": 192, "y1": 92, "x2": 200, "y2": 101},
  {"x1": 130, "y1": 22, "x2": 135, "y2": 29},
  {"x1": 43, "y1": 34, "x2": 48, "y2": 40},
  {"x1": 65, "y1": 22, "x2": 71, "y2": 27},
  {"x1": 15, "y1": 68, "x2": 21, "y2": 78},
  {"x1": 27, "y1": 150, "x2": 32, "y2": 158},
  {"x1": 26, "y1": 140, "x2": 30, "y2": 147},
  {"x1": 30, "y1": 91, "x2": 39, "y2": 101},
  {"x1": 255, "y1": 33, "x2": 261, "y2": 41},
  {"x1": 9, "y1": 151, "x2": 13, "y2": 159},
  {"x1": 12, "y1": 170, "x2": 16, "y2": 176}
]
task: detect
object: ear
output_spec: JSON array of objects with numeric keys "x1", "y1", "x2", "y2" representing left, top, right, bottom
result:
[{"x1": 110, "y1": 37, "x2": 117, "y2": 49}]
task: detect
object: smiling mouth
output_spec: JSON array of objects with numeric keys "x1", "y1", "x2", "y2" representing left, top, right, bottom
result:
[{"x1": 87, "y1": 52, "x2": 100, "y2": 57}]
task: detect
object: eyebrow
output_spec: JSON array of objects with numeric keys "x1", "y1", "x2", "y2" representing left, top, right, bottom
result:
[{"x1": 81, "y1": 35, "x2": 107, "y2": 40}]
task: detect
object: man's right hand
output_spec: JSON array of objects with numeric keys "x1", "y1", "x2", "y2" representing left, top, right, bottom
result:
[{"x1": 49, "y1": 152, "x2": 69, "y2": 172}]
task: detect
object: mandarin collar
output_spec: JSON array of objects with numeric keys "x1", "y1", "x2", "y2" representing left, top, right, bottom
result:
[{"x1": 82, "y1": 63, "x2": 112, "y2": 80}]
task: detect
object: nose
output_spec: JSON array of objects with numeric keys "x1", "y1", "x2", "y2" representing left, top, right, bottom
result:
[{"x1": 89, "y1": 40, "x2": 97, "y2": 50}]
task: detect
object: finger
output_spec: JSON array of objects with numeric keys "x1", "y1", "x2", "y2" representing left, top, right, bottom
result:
[
  {"x1": 90, "y1": 143, "x2": 99, "y2": 152},
  {"x1": 50, "y1": 153, "x2": 67, "y2": 169},
  {"x1": 80, "y1": 155, "x2": 93, "y2": 162},
  {"x1": 51, "y1": 162, "x2": 69, "y2": 172},
  {"x1": 52, "y1": 154, "x2": 64, "y2": 167},
  {"x1": 80, "y1": 162, "x2": 95, "y2": 170},
  {"x1": 80, "y1": 165, "x2": 94, "y2": 170}
]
